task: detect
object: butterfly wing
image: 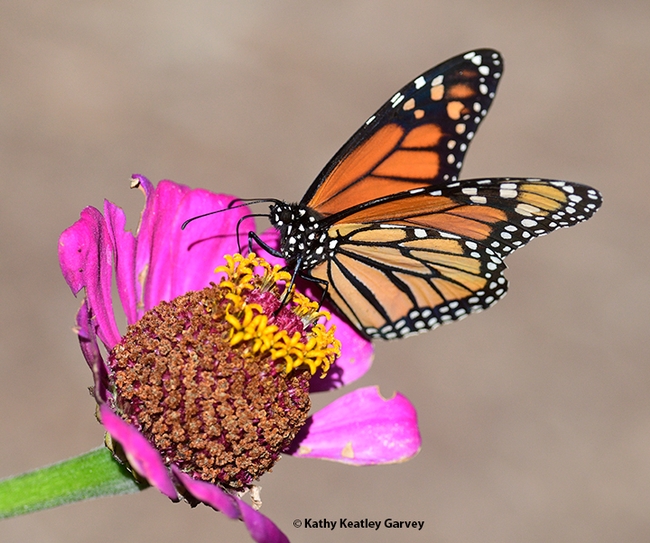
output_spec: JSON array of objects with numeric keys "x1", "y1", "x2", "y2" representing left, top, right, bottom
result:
[
  {"x1": 301, "y1": 49, "x2": 503, "y2": 217},
  {"x1": 305, "y1": 178, "x2": 602, "y2": 339},
  {"x1": 273, "y1": 50, "x2": 602, "y2": 339},
  {"x1": 308, "y1": 223, "x2": 508, "y2": 339}
]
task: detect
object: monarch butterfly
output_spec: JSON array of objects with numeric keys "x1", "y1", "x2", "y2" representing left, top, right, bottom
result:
[{"x1": 245, "y1": 49, "x2": 602, "y2": 340}]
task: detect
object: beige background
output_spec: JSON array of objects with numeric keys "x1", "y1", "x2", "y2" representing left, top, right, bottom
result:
[{"x1": 1, "y1": 2, "x2": 648, "y2": 542}]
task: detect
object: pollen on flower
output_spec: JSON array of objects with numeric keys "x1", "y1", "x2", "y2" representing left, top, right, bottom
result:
[
  {"x1": 106, "y1": 253, "x2": 340, "y2": 491},
  {"x1": 216, "y1": 253, "x2": 341, "y2": 377}
]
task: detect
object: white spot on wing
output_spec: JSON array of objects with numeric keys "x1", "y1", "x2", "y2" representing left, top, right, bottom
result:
[
  {"x1": 390, "y1": 92, "x2": 405, "y2": 107},
  {"x1": 517, "y1": 203, "x2": 540, "y2": 215}
]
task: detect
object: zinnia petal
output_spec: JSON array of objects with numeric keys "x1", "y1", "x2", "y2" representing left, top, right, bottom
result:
[
  {"x1": 104, "y1": 199, "x2": 139, "y2": 325},
  {"x1": 133, "y1": 178, "x2": 192, "y2": 311},
  {"x1": 129, "y1": 176, "x2": 255, "y2": 314},
  {"x1": 239, "y1": 500, "x2": 290, "y2": 543},
  {"x1": 286, "y1": 386, "x2": 421, "y2": 464},
  {"x1": 164, "y1": 188, "x2": 255, "y2": 298},
  {"x1": 171, "y1": 467, "x2": 240, "y2": 519},
  {"x1": 171, "y1": 468, "x2": 289, "y2": 543},
  {"x1": 59, "y1": 206, "x2": 121, "y2": 349},
  {"x1": 99, "y1": 405, "x2": 178, "y2": 500},
  {"x1": 74, "y1": 300, "x2": 109, "y2": 402}
]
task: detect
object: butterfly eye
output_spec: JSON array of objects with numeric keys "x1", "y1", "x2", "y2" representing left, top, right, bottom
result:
[{"x1": 279, "y1": 209, "x2": 293, "y2": 225}]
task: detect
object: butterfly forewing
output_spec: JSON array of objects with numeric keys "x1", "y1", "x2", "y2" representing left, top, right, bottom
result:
[{"x1": 302, "y1": 50, "x2": 503, "y2": 217}]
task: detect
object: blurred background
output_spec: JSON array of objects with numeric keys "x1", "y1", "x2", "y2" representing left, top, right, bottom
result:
[{"x1": 1, "y1": 1, "x2": 648, "y2": 542}]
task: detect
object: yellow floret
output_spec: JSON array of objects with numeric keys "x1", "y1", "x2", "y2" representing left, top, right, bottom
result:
[{"x1": 215, "y1": 253, "x2": 340, "y2": 376}]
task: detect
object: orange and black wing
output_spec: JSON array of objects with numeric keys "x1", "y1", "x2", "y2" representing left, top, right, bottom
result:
[
  {"x1": 306, "y1": 178, "x2": 601, "y2": 339},
  {"x1": 301, "y1": 49, "x2": 503, "y2": 217}
]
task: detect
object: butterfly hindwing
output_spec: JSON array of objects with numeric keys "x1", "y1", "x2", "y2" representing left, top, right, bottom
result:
[
  {"x1": 306, "y1": 223, "x2": 508, "y2": 339},
  {"x1": 302, "y1": 50, "x2": 504, "y2": 217}
]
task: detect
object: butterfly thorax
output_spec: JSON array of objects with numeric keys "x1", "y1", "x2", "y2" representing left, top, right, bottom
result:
[{"x1": 269, "y1": 202, "x2": 329, "y2": 269}]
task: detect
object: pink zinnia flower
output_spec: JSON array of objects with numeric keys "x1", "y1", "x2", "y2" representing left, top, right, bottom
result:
[{"x1": 58, "y1": 175, "x2": 421, "y2": 543}]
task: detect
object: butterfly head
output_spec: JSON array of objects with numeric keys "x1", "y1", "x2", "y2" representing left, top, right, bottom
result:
[{"x1": 269, "y1": 202, "x2": 296, "y2": 229}]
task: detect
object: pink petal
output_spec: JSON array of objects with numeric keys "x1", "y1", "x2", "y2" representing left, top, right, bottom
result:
[
  {"x1": 131, "y1": 173, "x2": 155, "y2": 203},
  {"x1": 287, "y1": 386, "x2": 421, "y2": 464},
  {"x1": 99, "y1": 405, "x2": 178, "y2": 500},
  {"x1": 164, "y1": 188, "x2": 254, "y2": 299},
  {"x1": 58, "y1": 206, "x2": 121, "y2": 349},
  {"x1": 310, "y1": 305, "x2": 374, "y2": 392},
  {"x1": 74, "y1": 300, "x2": 109, "y2": 402},
  {"x1": 133, "y1": 178, "x2": 192, "y2": 311},
  {"x1": 171, "y1": 467, "x2": 289, "y2": 543},
  {"x1": 131, "y1": 176, "x2": 256, "y2": 313},
  {"x1": 171, "y1": 467, "x2": 239, "y2": 518},
  {"x1": 239, "y1": 500, "x2": 290, "y2": 543},
  {"x1": 103, "y1": 200, "x2": 139, "y2": 325}
]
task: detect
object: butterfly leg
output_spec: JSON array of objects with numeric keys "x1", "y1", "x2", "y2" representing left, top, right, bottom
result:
[
  {"x1": 278, "y1": 256, "x2": 331, "y2": 308},
  {"x1": 247, "y1": 230, "x2": 284, "y2": 258},
  {"x1": 274, "y1": 255, "x2": 327, "y2": 310},
  {"x1": 246, "y1": 232, "x2": 329, "y2": 309},
  {"x1": 277, "y1": 254, "x2": 304, "y2": 307},
  {"x1": 297, "y1": 271, "x2": 330, "y2": 308}
]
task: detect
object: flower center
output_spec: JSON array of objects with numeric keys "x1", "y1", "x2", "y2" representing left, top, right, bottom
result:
[{"x1": 107, "y1": 254, "x2": 339, "y2": 490}]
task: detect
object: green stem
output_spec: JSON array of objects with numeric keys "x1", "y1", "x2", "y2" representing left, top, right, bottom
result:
[{"x1": 0, "y1": 447, "x2": 147, "y2": 519}]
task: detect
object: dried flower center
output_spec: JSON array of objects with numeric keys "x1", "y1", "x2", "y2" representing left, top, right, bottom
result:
[{"x1": 106, "y1": 254, "x2": 340, "y2": 490}]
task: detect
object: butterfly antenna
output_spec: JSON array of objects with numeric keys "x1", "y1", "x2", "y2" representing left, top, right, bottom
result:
[{"x1": 181, "y1": 198, "x2": 281, "y2": 230}]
